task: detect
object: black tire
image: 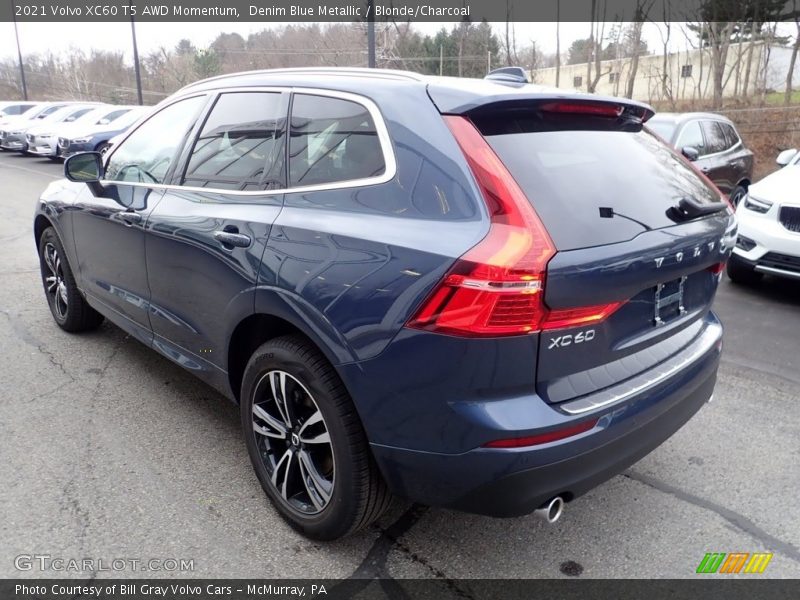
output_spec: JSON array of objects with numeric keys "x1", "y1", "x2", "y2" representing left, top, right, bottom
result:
[
  {"x1": 38, "y1": 227, "x2": 104, "y2": 332},
  {"x1": 727, "y1": 255, "x2": 763, "y2": 285},
  {"x1": 240, "y1": 334, "x2": 391, "y2": 540},
  {"x1": 96, "y1": 142, "x2": 111, "y2": 155},
  {"x1": 729, "y1": 185, "x2": 747, "y2": 207}
]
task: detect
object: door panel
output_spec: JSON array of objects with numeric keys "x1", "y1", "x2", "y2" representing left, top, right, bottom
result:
[
  {"x1": 71, "y1": 183, "x2": 164, "y2": 344},
  {"x1": 144, "y1": 90, "x2": 290, "y2": 382},
  {"x1": 71, "y1": 93, "x2": 210, "y2": 342},
  {"x1": 145, "y1": 191, "x2": 283, "y2": 375}
]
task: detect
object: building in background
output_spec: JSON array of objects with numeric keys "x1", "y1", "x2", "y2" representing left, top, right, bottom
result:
[{"x1": 533, "y1": 42, "x2": 800, "y2": 104}]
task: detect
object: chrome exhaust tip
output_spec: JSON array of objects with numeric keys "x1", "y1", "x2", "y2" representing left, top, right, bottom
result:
[{"x1": 535, "y1": 496, "x2": 564, "y2": 523}]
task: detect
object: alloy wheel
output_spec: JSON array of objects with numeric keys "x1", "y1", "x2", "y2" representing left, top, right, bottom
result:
[
  {"x1": 43, "y1": 242, "x2": 68, "y2": 319},
  {"x1": 251, "y1": 370, "x2": 335, "y2": 515}
]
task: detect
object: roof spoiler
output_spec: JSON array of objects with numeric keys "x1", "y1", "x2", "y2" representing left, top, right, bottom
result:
[{"x1": 484, "y1": 67, "x2": 529, "y2": 85}]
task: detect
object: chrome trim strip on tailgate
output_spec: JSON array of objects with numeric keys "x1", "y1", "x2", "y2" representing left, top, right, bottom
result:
[{"x1": 560, "y1": 322, "x2": 722, "y2": 415}]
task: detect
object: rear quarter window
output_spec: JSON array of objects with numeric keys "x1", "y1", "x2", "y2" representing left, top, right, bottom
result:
[{"x1": 288, "y1": 94, "x2": 385, "y2": 188}]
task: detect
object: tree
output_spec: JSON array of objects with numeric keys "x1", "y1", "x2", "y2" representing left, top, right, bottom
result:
[
  {"x1": 567, "y1": 38, "x2": 593, "y2": 65},
  {"x1": 786, "y1": 0, "x2": 800, "y2": 104}
]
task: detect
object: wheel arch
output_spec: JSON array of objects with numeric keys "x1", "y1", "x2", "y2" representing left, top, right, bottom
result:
[
  {"x1": 34, "y1": 214, "x2": 56, "y2": 248},
  {"x1": 227, "y1": 312, "x2": 349, "y2": 404}
]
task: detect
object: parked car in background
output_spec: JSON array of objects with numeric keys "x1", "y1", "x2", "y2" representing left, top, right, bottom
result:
[
  {"x1": 34, "y1": 68, "x2": 735, "y2": 540},
  {"x1": 57, "y1": 106, "x2": 150, "y2": 159},
  {"x1": 647, "y1": 112, "x2": 754, "y2": 206},
  {"x1": 1, "y1": 103, "x2": 97, "y2": 153},
  {"x1": 728, "y1": 148, "x2": 800, "y2": 284},
  {"x1": 0, "y1": 101, "x2": 40, "y2": 118},
  {"x1": 26, "y1": 104, "x2": 139, "y2": 159},
  {"x1": 0, "y1": 102, "x2": 73, "y2": 147}
]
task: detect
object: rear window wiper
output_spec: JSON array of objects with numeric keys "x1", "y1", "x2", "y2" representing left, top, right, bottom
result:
[{"x1": 667, "y1": 197, "x2": 728, "y2": 222}]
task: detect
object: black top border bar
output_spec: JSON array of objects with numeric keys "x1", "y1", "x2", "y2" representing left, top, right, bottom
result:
[{"x1": 3, "y1": 0, "x2": 800, "y2": 23}]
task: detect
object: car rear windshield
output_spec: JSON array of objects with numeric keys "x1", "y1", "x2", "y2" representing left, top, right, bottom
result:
[{"x1": 474, "y1": 114, "x2": 720, "y2": 250}]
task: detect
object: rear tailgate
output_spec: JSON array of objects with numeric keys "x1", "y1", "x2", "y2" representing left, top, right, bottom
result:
[{"x1": 432, "y1": 85, "x2": 735, "y2": 405}]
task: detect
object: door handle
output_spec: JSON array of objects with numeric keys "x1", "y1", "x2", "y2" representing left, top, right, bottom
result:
[
  {"x1": 119, "y1": 212, "x2": 142, "y2": 225},
  {"x1": 213, "y1": 230, "x2": 251, "y2": 248}
]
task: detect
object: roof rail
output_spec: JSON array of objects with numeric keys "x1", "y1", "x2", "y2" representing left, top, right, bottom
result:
[
  {"x1": 182, "y1": 67, "x2": 426, "y2": 91},
  {"x1": 484, "y1": 67, "x2": 530, "y2": 85}
]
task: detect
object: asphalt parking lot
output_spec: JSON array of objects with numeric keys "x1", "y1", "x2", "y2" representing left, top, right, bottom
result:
[{"x1": 1, "y1": 150, "x2": 798, "y2": 583}]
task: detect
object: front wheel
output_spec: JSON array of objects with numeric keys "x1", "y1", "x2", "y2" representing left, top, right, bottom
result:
[
  {"x1": 240, "y1": 334, "x2": 391, "y2": 540},
  {"x1": 38, "y1": 227, "x2": 104, "y2": 332},
  {"x1": 729, "y1": 185, "x2": 747, "y2": 207}
]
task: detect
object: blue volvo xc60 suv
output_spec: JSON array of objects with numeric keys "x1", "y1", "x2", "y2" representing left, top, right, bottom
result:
[{"x1": 34, "y1": 68, "x2": 735, "y2": 540}]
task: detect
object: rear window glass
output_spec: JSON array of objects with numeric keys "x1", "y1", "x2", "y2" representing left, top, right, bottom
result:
[
  {"x1": 289, "y1": 94, "x2": 385, "y2": 188},
  {"x1": 477, "y1": 116, "x2": 721, "y2": 250}
]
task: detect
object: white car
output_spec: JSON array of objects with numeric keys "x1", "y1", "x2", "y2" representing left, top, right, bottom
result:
[
  {"x1": 728, "y1": 148, "x2": 800, "y2": 284},
  {"x1": 25, "y1": 104, "x2": 108, "y2": 157}
]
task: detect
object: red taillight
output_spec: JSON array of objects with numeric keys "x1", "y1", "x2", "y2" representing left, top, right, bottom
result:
[
  {"x1": 407, "y1": 116, "x2": 556, "y2": 336},
  {"x1": 483, "y1": 418, "x2": 599, "y2": 448},
  {"x1": 407, "y1": 115, "x2": 623, "y2": 337},
  {"x1": 542, "y1": 302, "x2": 625, "y2": 331},
  {"x1": 707, "y1": 262, "x2": 726, "y2": 274},
  {"x1": 540, "y1": 101, "x2": 624, "y2": 118}
]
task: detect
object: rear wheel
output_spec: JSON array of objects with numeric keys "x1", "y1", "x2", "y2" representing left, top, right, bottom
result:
[
  {"x1": 240, "y1": 334, "x2": 391, "y2": 540},
  {"x1": 96, "y1": 142, "x2": 111, "y2": 155},
  {"x1": 38, "y1": 227, "x2": 104, "y2": 332},
  {"x1": 727, "y1": 255, "x2": 763, "y2": 285},
  {"x1": 729, "y1": 185, "x2": 747, "y2": 207}
]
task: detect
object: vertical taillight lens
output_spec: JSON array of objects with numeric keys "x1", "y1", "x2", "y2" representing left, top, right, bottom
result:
[
  {"x1": 407, "y1": 116, "x2": 556, "y2": 337},
  {"x1": 407, "y1": 115, "x2": 625, "y2": 337}
]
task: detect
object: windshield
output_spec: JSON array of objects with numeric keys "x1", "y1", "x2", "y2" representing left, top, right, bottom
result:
[{"x1": 646, "y1": 120, "x2": 677, "y2": 143}]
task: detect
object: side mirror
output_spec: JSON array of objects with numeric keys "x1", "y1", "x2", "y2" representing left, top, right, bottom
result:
[
  {"x1": 776, "y1": 148, "x2": 798, "y2": 167},
  {"x1": 64, "y1": 152, "x2": 103, "y2": 183},
  {"x1": 681, "y1": 146, "x2": 700, "y2": 162}
]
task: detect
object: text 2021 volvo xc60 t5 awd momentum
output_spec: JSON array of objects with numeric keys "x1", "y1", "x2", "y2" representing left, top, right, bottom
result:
[{"x1": 34, "y1": 68, "x2": 735, "y2": 540}]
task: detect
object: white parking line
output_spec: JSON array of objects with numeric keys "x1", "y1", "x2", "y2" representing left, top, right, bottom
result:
[{"x1": 0, "y1": 159, "x2": 61, "y2": 180}]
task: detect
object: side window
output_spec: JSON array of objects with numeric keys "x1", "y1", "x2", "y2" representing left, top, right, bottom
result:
[
  {"x1": 702, "y1": 121, "x2": 728, "y2": 154},
  {"x1": 289, "y1": 94, "x2": 385, "y2": 188},
  {"x1": 106, "y1": 95, "x2": 206, "y2": 184},
  {"x1": 676, "y1": 121, "x2": 705, "y2": 154},
  {"x1": 721, "y1": 123, "x2": 740, "y2": 148},
  {"x1": 63, "y1": 108, "x2": 93, "y2": 123},
  {"x1": 38, "y1": 106, "x2": 61, "y2": 119},
  {"x1": 182, "y1": 92, "x2": 287, "y2": 191},
  {"x1": 98, "y1": 109, "x2": 129, "y2": 124}
]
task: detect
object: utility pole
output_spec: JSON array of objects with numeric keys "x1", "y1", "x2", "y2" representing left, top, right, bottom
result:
[
  {"x1": 439, "y1": 44, "x2": 443, "y2": 76},
  {"x1": 130, "y1": 14, "x2": 144, "y2": 105},
  {"x1": 367, "y1": 0, "x2": 375, "y2": 68},
  {"x1": 12, "y1": 2, "x2": 28, "y2": 100}
]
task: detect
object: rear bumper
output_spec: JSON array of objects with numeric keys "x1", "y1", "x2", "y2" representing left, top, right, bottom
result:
[{"x1": 368, "y1": 317, "x2": 722, "y2": 517}]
